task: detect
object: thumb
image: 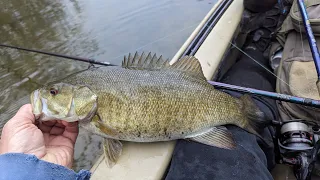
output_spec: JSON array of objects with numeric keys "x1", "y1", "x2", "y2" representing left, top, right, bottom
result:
[{"x1": 9, "y1": 104, "x2": 35, "y2": 125}]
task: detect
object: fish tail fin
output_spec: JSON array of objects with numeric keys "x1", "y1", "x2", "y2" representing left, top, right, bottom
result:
[{"x1": 238, "y1": 94, "x2": 268, "y2": 136}]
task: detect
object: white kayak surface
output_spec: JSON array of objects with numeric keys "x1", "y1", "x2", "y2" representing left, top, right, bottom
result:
[
  {"x1": 90, "y1": 141, "x2": 176, "y2": 180},
  {"x1": 90, "y1": 0, "x2": 244, "y2": 179}
]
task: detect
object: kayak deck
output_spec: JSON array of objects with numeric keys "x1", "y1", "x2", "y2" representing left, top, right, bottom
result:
[
  {"x1": 90, "y1": 0, "x2": 244, "y2": 179},
  {"x1": 90, "y1": 142, "x2": 175, "y2": 180}
]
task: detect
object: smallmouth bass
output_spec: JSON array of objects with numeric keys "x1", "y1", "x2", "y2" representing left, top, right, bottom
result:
[{"x1": 30, "y1": 52, "x2": 266, "y2": 167}]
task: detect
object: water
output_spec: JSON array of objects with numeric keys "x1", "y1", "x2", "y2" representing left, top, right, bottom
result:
[{"x1": 0, "y1": 0, "x2": 215, "y2": 171}]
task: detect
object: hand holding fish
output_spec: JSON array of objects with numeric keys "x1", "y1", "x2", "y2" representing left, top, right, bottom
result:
[{"x1": 0, "y1": 104, "x2": 79, "y2": 168}]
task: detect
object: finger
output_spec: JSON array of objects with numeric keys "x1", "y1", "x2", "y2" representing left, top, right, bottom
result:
[
  {"x1": 62, "y1": 121, "x2": 79, "y2": 144},
  {"x1": 42, "y1": 121, "x2": 57, "y2": 126},
  {"x1": 9, "y1": 104, "x2": 35, "y2": 125},
  {"x1": 50, "y1": 125, "x2": 65, "y2": 135},
  {"x1": 54, "y1": 121, "x2": 66, "y2": 128},
  {"x1": 38, "y1": 120, "x2": 57, "y2": 133},
  {"x1": 49, "y1": 121, "x2": 70, "y2": 135}
]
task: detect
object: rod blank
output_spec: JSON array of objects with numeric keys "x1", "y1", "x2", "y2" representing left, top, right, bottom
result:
[
  {"x1": 297, "y1": 0, "x2": 320, "y2": 79},
  {"x1": 208, "y1": 81, "x2": 320, "y2": 108},
  {"x1": 1, "y1": 44, "x2": 319, "y2": 108},
  {"x1": 0, "y1": 44, "x2": 117, "y2": 66}
]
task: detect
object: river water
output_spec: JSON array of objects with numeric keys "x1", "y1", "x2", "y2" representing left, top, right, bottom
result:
[{"x1": 0, "y1": 0, "x2": 215, "y2": 171}]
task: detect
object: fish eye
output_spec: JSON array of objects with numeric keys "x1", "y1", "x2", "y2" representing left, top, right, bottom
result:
[{"x1": 49, "y1": 88, "x2": 58, "y2": 96}]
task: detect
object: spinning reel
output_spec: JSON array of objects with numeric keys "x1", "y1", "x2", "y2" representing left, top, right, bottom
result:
[{"x1": 273, "y1": 119, "x2": 320, "y2": 180}]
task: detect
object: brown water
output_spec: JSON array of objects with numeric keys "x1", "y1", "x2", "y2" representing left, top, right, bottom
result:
[{"x1": 0, "y1": 0, "x2": 215, "y2": 171}]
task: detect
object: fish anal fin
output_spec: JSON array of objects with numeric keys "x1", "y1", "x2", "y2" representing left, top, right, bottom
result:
[
  {"x1": 103, "y1": 138, "x2": 123, "y2": 168},
  {"x1": 188, "y1": 127, "x2": 236, "y2": 150}
]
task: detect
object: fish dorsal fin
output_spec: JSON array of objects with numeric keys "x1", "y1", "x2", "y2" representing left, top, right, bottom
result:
[
  {"x1": 122, "y1": 51, "x2": 170, "y2": 70},
  {"x1": 122, "y1": 52, "x2": 205, "y2": 79},
  {"x1": 170, "y1": 56, "x2": 205, "y2": 79}
]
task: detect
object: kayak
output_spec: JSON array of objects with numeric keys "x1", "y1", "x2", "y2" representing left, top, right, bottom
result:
[{"x1": 90, "y1": 0, "x2": 245, "y2": 179}]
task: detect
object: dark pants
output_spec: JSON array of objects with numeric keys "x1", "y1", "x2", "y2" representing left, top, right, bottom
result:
[{"x1": 164, "y1": 47, "x2": 279, "y2": 180}]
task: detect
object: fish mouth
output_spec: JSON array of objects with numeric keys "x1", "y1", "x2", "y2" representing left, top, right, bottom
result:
[
  {"x1": 30, "y1": 88, "x2": 98, "y2": 122},
  {"x1": 30, "y1": 89, "x2": 43, "y2": 120},
  {"x1": 30, "y1": 89, "x2": 62, "y2": 122},
  {"x1": 34, "y1": 114, "x2": 41, "y2": 120}
]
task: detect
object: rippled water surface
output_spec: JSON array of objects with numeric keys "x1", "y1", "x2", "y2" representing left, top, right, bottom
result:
[{"x1": 0, "y1": 0, "x2": 215, "y2": 171}]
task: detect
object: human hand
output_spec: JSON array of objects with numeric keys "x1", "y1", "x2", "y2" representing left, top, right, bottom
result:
[{"x1": 0, "y1": 104, "x2": 79, "y2": 168}]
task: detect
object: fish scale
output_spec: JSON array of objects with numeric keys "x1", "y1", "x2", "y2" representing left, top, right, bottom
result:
[
  {"x1": 60, "y1": 64, "x2": 242, "y2": 141},
  {"x1": 30, "y1": 52, "x2": 266, "y2": 167}
]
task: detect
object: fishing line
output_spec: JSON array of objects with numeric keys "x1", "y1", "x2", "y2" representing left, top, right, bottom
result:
[
  {"x1": 226, "y1": 39, "x2": 299, "y2": 92},
  {"x1": 0, "y1": 21, "x2": 294, "y2": 94},
  {"x1": 0, "y1": 5, "x2": 301, "y2": 100},
  {"x1": 107, "y1": 23, "x2": 200, "y2": 62},
  {"x1": 0, "y1": 20, "x2": 201, "y2": 93},
  {"x1": 0, "y1": 63, "x2": 43, "y2": 87},
  {"x1": 0, "y1": 22, "x2": 199, "y2": 66}
]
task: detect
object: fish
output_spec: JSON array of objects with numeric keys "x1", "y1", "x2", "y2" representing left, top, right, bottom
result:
[{"x1": 30, "y1": 52, "x2": 266, "y2": 167}]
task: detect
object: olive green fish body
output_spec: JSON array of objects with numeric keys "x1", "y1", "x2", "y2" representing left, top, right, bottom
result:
[
  {"x1": 30, "y1": 52, "x2": 266, "y2": 167},
  {"x1": 60, "y1": 61, "x2": 247, "y2": 142}
]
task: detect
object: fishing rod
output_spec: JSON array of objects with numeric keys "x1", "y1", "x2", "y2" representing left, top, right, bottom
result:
[
  {"x1": 208, "y1": 81, "x2": 320, "y2": 108},
  {"x1": 1, "y1": 5, "x2": 320, "y2": 109},
  {"x1": 297, "y1": 0, "x2": 320, "y2": 92},
  {"x1": 284, "y1": 3, "x2": 320, "y2": 179},
  {"x1": 0, "y1": 44, "x2": 117, "y2": 66},
  {"x1": 4, "y1": 41, "x2": 318, "y2": 107}
]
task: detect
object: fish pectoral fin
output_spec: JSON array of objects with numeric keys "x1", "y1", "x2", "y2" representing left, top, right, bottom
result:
[
  {"x1": 188, "y1": 127, "x2": 236, "y2": 150},
  {"x1": 92, "y1": 115, "x2": 119, "y2": 136},
  {"x1": 103, "y1": 138, "x2": 123, "y2": 168}
]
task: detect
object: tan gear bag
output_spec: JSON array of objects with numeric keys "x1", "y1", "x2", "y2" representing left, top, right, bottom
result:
[{"x1": 273, "y1": 0, "x2": 320, "y2": 121}]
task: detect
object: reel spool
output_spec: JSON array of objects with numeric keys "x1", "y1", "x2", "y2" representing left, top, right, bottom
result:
[
  {"x1": 279, "y1": 122, "x2": 314, "y2": 151},
  {"x1": 275, "y1": 120, "x2": 320, "y2": 180}
]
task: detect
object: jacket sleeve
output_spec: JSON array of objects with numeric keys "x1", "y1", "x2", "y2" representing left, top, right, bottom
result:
[{"x1": 0, "y1": 153, "x2": 91, "y2": 180}]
